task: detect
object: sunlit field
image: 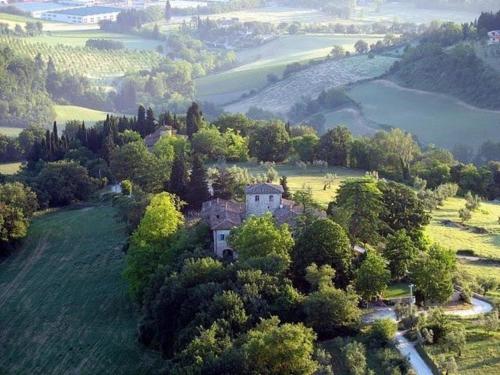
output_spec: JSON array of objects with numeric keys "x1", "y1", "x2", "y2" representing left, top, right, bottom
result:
[
  {"x1": 54, "y1": 105, "x2": 110, "y2": 124},
  {"x1": 426, "y1": 197, "x2": 500, "y2": 260},
  {"x1": 0, "y1": 162, "x2": 22, "y2": 175}
]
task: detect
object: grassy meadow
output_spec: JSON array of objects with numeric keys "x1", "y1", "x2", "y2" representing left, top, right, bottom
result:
[
  {"x1": 0, "y1": 162, "x2": 22, "y2": 175},
  {"x1": 0, "y1": 205, "x2": 160, "y2": 374},
  {"x1": 54, "y1": 104, "x2": 109, "y2": 124},
  {"x1": 195, "y1": 34, "x2": 385, "y2": 105},
  {"x1": 224, "y1": 162, "x2": 365, "y2": 207},
  {"x1": 426, "y1": 197, "x2": 500, "y2": 260},
  {"x1": 426, "y1": 316, "x2": 500, "y2": 375},
  {"x1": 348, "y1": 80, "x2": 500, "y2": 149}
]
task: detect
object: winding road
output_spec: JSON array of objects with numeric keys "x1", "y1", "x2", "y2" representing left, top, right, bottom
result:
[{"x1": 365, "y1": 296, "x2": 494, "y2": 375}]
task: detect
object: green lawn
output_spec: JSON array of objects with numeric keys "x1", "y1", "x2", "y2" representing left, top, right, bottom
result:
[
  {"x1": 348, "y1": 80, "x2": 500, "y2": 149},
  {"x1": 0, "y1": 126, "x2": 22, "y2": 137},
  {"x1": 427, "y1": 197, "x2": 500, "y2": 260},
  {"x1": 426, "y1": 317, "x2": 500, "y2": 375},
  {"x1": 54, "y1": 104, "x2": 109, "y2": 124},
  {"x1": 0, "y1": 162, "x2": 22, "y2": 175},
  {"x1": 0, "y1": 205, "x2": 159, "y2": 374},
  {"x1": 224, "y1": 162, "x2": 365, "y2": 206},
  {"x1": 384, "y1": 283, "x2": 411, "y2": 299}
]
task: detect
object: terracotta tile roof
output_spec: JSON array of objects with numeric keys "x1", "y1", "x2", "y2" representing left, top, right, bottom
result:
[
  {"x1": 201, "y1": 198, "x2": 244, "y2": 230},
  {"x1": 244, "y1": 183, "x2": 284, "y2": 195}
]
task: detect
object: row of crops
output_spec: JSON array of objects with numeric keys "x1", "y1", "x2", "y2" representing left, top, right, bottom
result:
[{"x1": 0, "y1": 36, "x2": 163, "y2": 77}]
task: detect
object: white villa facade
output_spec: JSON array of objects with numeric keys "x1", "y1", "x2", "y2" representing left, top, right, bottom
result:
[{"x1": 201, "y1": 183, "x2": 323, "y2": 259}]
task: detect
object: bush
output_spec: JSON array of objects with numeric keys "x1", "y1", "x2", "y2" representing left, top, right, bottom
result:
[
  {"x1": 370, "y1": 318, "x2": 397, "y2": 344},
  {"x1": 121, "y1": 179, "x2": 132, "y2": 196}
]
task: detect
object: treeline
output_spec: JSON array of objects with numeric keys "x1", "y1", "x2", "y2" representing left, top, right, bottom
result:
[
  {"x1": 99, "y1": 7, "x2": 163, "y2": 33},
  {"x1": 85, "y1": 39, "x2": 125, "y2": 50},
  {"x1": 390, "y1": 43, "x2": 500, "y2": 110},
  {"x1": 0, "y1": 21, "x2": 43, "y2": 36},
  {"x1": 477, "y1": 10, "x2": 500, "y2": 33}
]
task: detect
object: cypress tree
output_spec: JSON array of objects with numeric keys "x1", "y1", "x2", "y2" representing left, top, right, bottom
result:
[
  {"x1": 146, "y1": 107, "x2": 156, "y2": 135},
  {"x1": 165, "y1": 0, "x2": 172, "y2": 21},
  {"x1": 280, "y1": 176, "x2": 291, "y2": 199},
  {"x1": 187, "y1": 154, "x2": 211, "y2": 210},
  {"x1": 137, "y1": 105, "x2": 146, "y2": 136},
  {"x1": 168, "y1": 151, "x2": 188, "y2": 200},
  {"x1": 186, "y1": 102, "x2": 202, "y2": 139}
]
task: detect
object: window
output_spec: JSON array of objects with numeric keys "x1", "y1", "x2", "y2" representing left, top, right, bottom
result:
[
  {"x1": 255, "y1": 195, "x2": 260, "y2": 202},
  {"x1": 219, "y1": 234, "x2": 226, "y2": 241},
  {"x1": 269, "y1": 195, "x2": 274, "y2": 202}
]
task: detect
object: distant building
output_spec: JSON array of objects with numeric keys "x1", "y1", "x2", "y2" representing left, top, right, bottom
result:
[
  {"x1": 41, "y1": 6, "x2": 121, "y2": 24},
  {"x1": 488, "y1": 30, "x2": 500, "y2": 45},
  {"x1": 9, "y1": 2, "x2": 75, "y2": 18},
  {"x1": 144, "y1": 125, "x2": 175, "y2": 150},
  {"x1": 201, "y1": 183, "x2": 325, "y2": 259}
]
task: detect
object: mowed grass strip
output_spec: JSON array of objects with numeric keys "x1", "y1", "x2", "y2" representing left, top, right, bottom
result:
[{"x1": 0, "y1": 205, "x2": 159, "y2": 374}]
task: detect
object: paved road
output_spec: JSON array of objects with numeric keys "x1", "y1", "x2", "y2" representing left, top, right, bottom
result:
[
  {"x1": 445, "y1": 297, "x2": 493, "y2": 316},
  {"x1": 395, "y1": 332, "x2": 434, "y2": 375},
  {"x1": 364, "y1": 297, "x2": 494, "y2": 375}
]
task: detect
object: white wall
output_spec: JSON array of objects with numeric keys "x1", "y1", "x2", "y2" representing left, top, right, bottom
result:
[
  {"x1": 245, "y1": 193, "x2": 282, "y2": 217},
  {"x1": 213, "y1": 229, "x2": 231, "y2": 258}
]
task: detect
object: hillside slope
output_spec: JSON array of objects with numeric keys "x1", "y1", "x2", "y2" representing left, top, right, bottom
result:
[{"x1": 0, "y1": 205, "x2": 159, "y2": 374}]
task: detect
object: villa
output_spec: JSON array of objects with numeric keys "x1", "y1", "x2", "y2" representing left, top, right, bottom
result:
[
  {"x1": 488, "y1": 30, "x2": 500, "y2": 44},
  {"x1": 201, "y1": 183, "x2": 324, "y2": 259}
]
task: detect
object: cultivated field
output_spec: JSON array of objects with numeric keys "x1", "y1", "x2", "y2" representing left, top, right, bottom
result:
[
  {"x1": 348, "y1": 80, "x2": 500, "y2": 149},
  {"x1": 223, "y1": 55, "x2": 396, "y2": 114},
  {"x1": 0, "y1": 35, "x2": 163, "y2": 76},
  {"x1": 195, "y1": 34, "x2": 386, "y2": 105},
  {"x1": 426, "y1": 197, "x2": 500, "y2": 260},
  {"x1": 30, "y1": 30, "x2": 162, "y2": 51},
  {"x1": 0, "y1": 205, "x2": 160, "y2": 374},
  {"x1": 54, "y1": 104, "x2": 109, "y2": 124}
]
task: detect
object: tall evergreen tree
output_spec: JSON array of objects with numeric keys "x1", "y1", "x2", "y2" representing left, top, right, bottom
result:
[
  {"x1": 280, "y1": 176, "x2": 291, "y2": 199},
  {"x1": 137, "y1": 105, "x2": 146, "y2": 136},
  {"x1": 165, "y1": 0, "x2": 172, "y2": 21},
  {"x1": 168, "y1": 151, "x2": 188, "y2": 200},
  {"x1": 186, "y1": 154, "x2": 211, "y2": 210},
  {"x1": 145, "y1": 107, "x2": 156, "y2": 135},
  {"x1": 186, "y1": 102, "x2": 202, "y2": 139}
]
